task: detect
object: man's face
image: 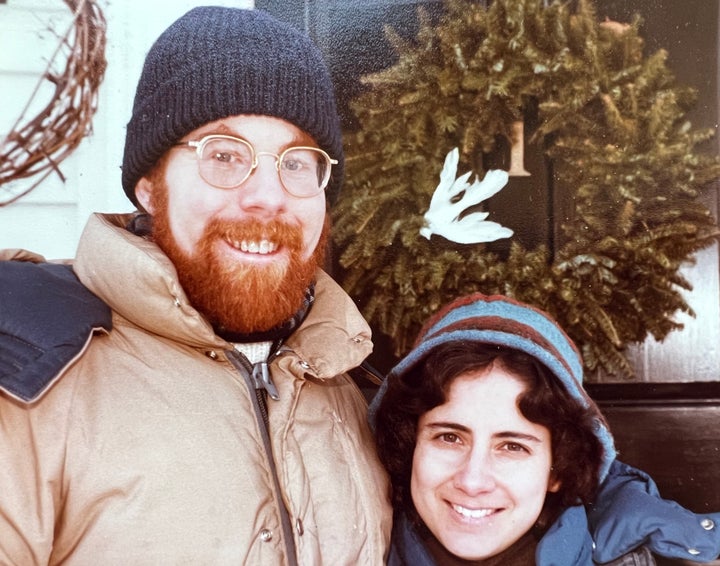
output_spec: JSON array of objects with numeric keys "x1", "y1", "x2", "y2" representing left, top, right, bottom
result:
[{"x1": 135, "y1": 115, "x2": 329, "y2": 334}]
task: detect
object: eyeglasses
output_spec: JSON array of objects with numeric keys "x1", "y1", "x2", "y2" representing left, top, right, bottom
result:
[{"x1": 173, "y1": 134, "x2": 338, "y2": 198}]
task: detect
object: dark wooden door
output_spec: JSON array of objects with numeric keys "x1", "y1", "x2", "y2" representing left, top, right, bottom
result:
[{"x1": 258, "y1": 0, "x2": 720, "y2": 541}]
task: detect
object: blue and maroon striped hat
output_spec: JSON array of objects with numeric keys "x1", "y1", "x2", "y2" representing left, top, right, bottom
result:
[{"x1": 370, "y1": 292, "x2": 616, "y2": 480}]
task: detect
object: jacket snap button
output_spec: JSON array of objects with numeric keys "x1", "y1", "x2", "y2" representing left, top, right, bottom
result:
[
  {"x1": 205, "y1": 350, "x2": 218, "y2": 360},
  {"x1": 701, "y1": 518, "x2": 715, "y2": 530},
  {"x1": 688, "y1": 548, "x2": 701, "y2": 556},
  {"x1": 300, "y1": 361, "x2": 310, "y2": 369},
  {"x1": 259, "y1": 529, "x2": 273, "y2": 542}
]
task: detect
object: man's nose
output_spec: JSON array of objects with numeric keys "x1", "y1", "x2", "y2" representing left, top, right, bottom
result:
[{"x1": 236, "y1": 154, "x2": 286, "y2": 213}]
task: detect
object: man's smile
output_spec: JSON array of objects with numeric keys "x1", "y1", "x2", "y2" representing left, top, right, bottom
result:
[{"x1": 224, "y1": 237, "x2": 279, "y2": 255}]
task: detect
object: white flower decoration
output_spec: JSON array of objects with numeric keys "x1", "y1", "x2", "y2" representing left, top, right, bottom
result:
[{"x1": 420, "y1": 148, "x2": 514, "y2": 244}]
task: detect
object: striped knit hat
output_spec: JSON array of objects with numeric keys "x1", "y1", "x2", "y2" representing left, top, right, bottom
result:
[{"x1": 370, "y1": 292, "x2": 616, "y2": 481}]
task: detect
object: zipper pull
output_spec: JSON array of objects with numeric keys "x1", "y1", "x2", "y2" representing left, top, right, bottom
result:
[{"x1": 251, "y1": 361, "x2": 280, "y2": 401}]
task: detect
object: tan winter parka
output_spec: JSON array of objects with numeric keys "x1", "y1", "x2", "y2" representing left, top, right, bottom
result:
[{"x1": 0, "y1": 213, "x2": 392, "y2": 565}]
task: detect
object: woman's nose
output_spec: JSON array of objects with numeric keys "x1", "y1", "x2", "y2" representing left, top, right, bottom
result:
[{"x1": 452, "y1": 448, "x2": 497, "y2": 495}]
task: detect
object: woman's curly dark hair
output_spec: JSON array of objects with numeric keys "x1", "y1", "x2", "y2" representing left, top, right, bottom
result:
[{"x1": 373, "y1": 341, "x2": 606, "y2": 528}]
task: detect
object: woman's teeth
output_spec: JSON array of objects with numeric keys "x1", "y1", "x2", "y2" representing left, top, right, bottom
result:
[{"x1": 452, "y1": 504, "x2": 495, "y2": 519}]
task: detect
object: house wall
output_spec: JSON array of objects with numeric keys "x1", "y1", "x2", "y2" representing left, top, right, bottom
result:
[
  {"x1": 3, "y1": 0, "x2": 720, "y2": 384},
  {"x1": 0, "y1": 0, "x2": 253, "y2": 259}
]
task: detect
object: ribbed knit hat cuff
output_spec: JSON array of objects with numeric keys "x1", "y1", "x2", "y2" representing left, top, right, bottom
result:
[{"x1": 121, "y1": 71, "x2": 343, "y2": 202}]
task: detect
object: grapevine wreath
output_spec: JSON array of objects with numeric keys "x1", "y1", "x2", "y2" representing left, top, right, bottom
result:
[
  {"x1": 332, "y1": 0, "x2": 720, "y2": 379},
  {"x1": 0, "y1": 0, "x2": 106, "y2": 205}
]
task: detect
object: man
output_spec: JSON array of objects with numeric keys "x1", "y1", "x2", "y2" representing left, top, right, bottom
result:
[{"x1": 0, "y1": 7, "x2": 391, "y2": 564}]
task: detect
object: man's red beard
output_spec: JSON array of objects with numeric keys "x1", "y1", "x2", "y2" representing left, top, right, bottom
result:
[{"x1": 150, "y1": 184, "x2": 327, "y2": 335}]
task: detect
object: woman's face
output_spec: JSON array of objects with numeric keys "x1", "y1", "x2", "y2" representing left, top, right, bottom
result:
[{"x1": 411, "y1": 364, "x2": 559, "y2": 560}]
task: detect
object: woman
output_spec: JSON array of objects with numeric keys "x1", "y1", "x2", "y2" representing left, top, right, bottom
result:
[{"x1": 371, "y1": 293, "x2": 665, "y2": 565}]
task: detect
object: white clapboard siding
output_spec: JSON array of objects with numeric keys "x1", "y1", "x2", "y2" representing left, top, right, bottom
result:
[{"x1": 0, "y1": 0, "x2": 253, "y2": 259}]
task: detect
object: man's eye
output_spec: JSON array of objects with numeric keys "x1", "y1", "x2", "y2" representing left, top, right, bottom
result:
[
  {"x1": 282, "y1": 158, "x2": 304, "y2": 172},
  {"x1": 212, "y1": 152, "x2": 234, "y2": 163}
]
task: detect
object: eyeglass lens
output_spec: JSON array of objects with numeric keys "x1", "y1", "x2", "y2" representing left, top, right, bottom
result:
[{"x1": 198, "y1": 137, "x2": 330, "y2": 196}]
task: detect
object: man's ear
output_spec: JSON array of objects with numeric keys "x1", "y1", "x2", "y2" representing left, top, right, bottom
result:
[{"x1": 135, "y1": 177, "x2": 155, "y2": 214}]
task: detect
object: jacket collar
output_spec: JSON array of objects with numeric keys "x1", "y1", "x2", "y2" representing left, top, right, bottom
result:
[
  {"x1": 0, "y1": 260, "x2": 112, "y2": 403},
  {"x1": 390, "y1": 507, "x2": 594, "y2": 566},
  {"x1": 73, "y1": 213, "x2": 371, "y2": 378}
]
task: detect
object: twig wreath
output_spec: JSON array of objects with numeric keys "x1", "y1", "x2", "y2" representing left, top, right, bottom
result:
[
  {"x1": 0, "y1": 0, "x2": 106, "y2": 206},
  {"x1": 332, "y1": 0, "x2": 720, "y2": 379}
]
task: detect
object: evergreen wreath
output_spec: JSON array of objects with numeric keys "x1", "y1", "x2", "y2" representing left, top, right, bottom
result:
[{"x1": 332, "y1": 0, "x2": 720, "y2": 379}]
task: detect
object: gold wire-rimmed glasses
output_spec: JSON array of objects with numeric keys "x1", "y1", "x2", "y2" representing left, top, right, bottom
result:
[{"x1": 173, "y1": 134, "x2": 337, "y2": 198}]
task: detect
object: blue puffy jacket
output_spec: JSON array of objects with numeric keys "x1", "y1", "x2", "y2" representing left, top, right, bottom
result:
[
  {"x1": 589, "y1": 460, "x2": 720, "y2": 563},
  {"x1": 385, "y1": 459, "x2": 720, "y2": 565}
]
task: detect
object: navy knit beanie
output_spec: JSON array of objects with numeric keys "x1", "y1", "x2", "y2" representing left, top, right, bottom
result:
[
  {"x1": 369, "y1": 292, "x2": 616, "y2": 482},
  {"x1": 121, "y1": 7, "x2": 343, "y2": 207}
]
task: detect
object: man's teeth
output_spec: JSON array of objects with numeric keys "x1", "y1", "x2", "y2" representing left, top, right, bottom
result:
[
  {"x1": 452, "y1": 504, "x2": 495, "y2": 519},
  {"x1": 228, "y1": 239, "x2": 277, "y2": 254}
]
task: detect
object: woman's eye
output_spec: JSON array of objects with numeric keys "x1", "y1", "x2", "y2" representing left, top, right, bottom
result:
[
  {"x1": 503, "y1": 442, "x2": 529, "y2": 454},
  {"x1": 438, "y1": 432, "x2": 460, "y2": 444}
]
